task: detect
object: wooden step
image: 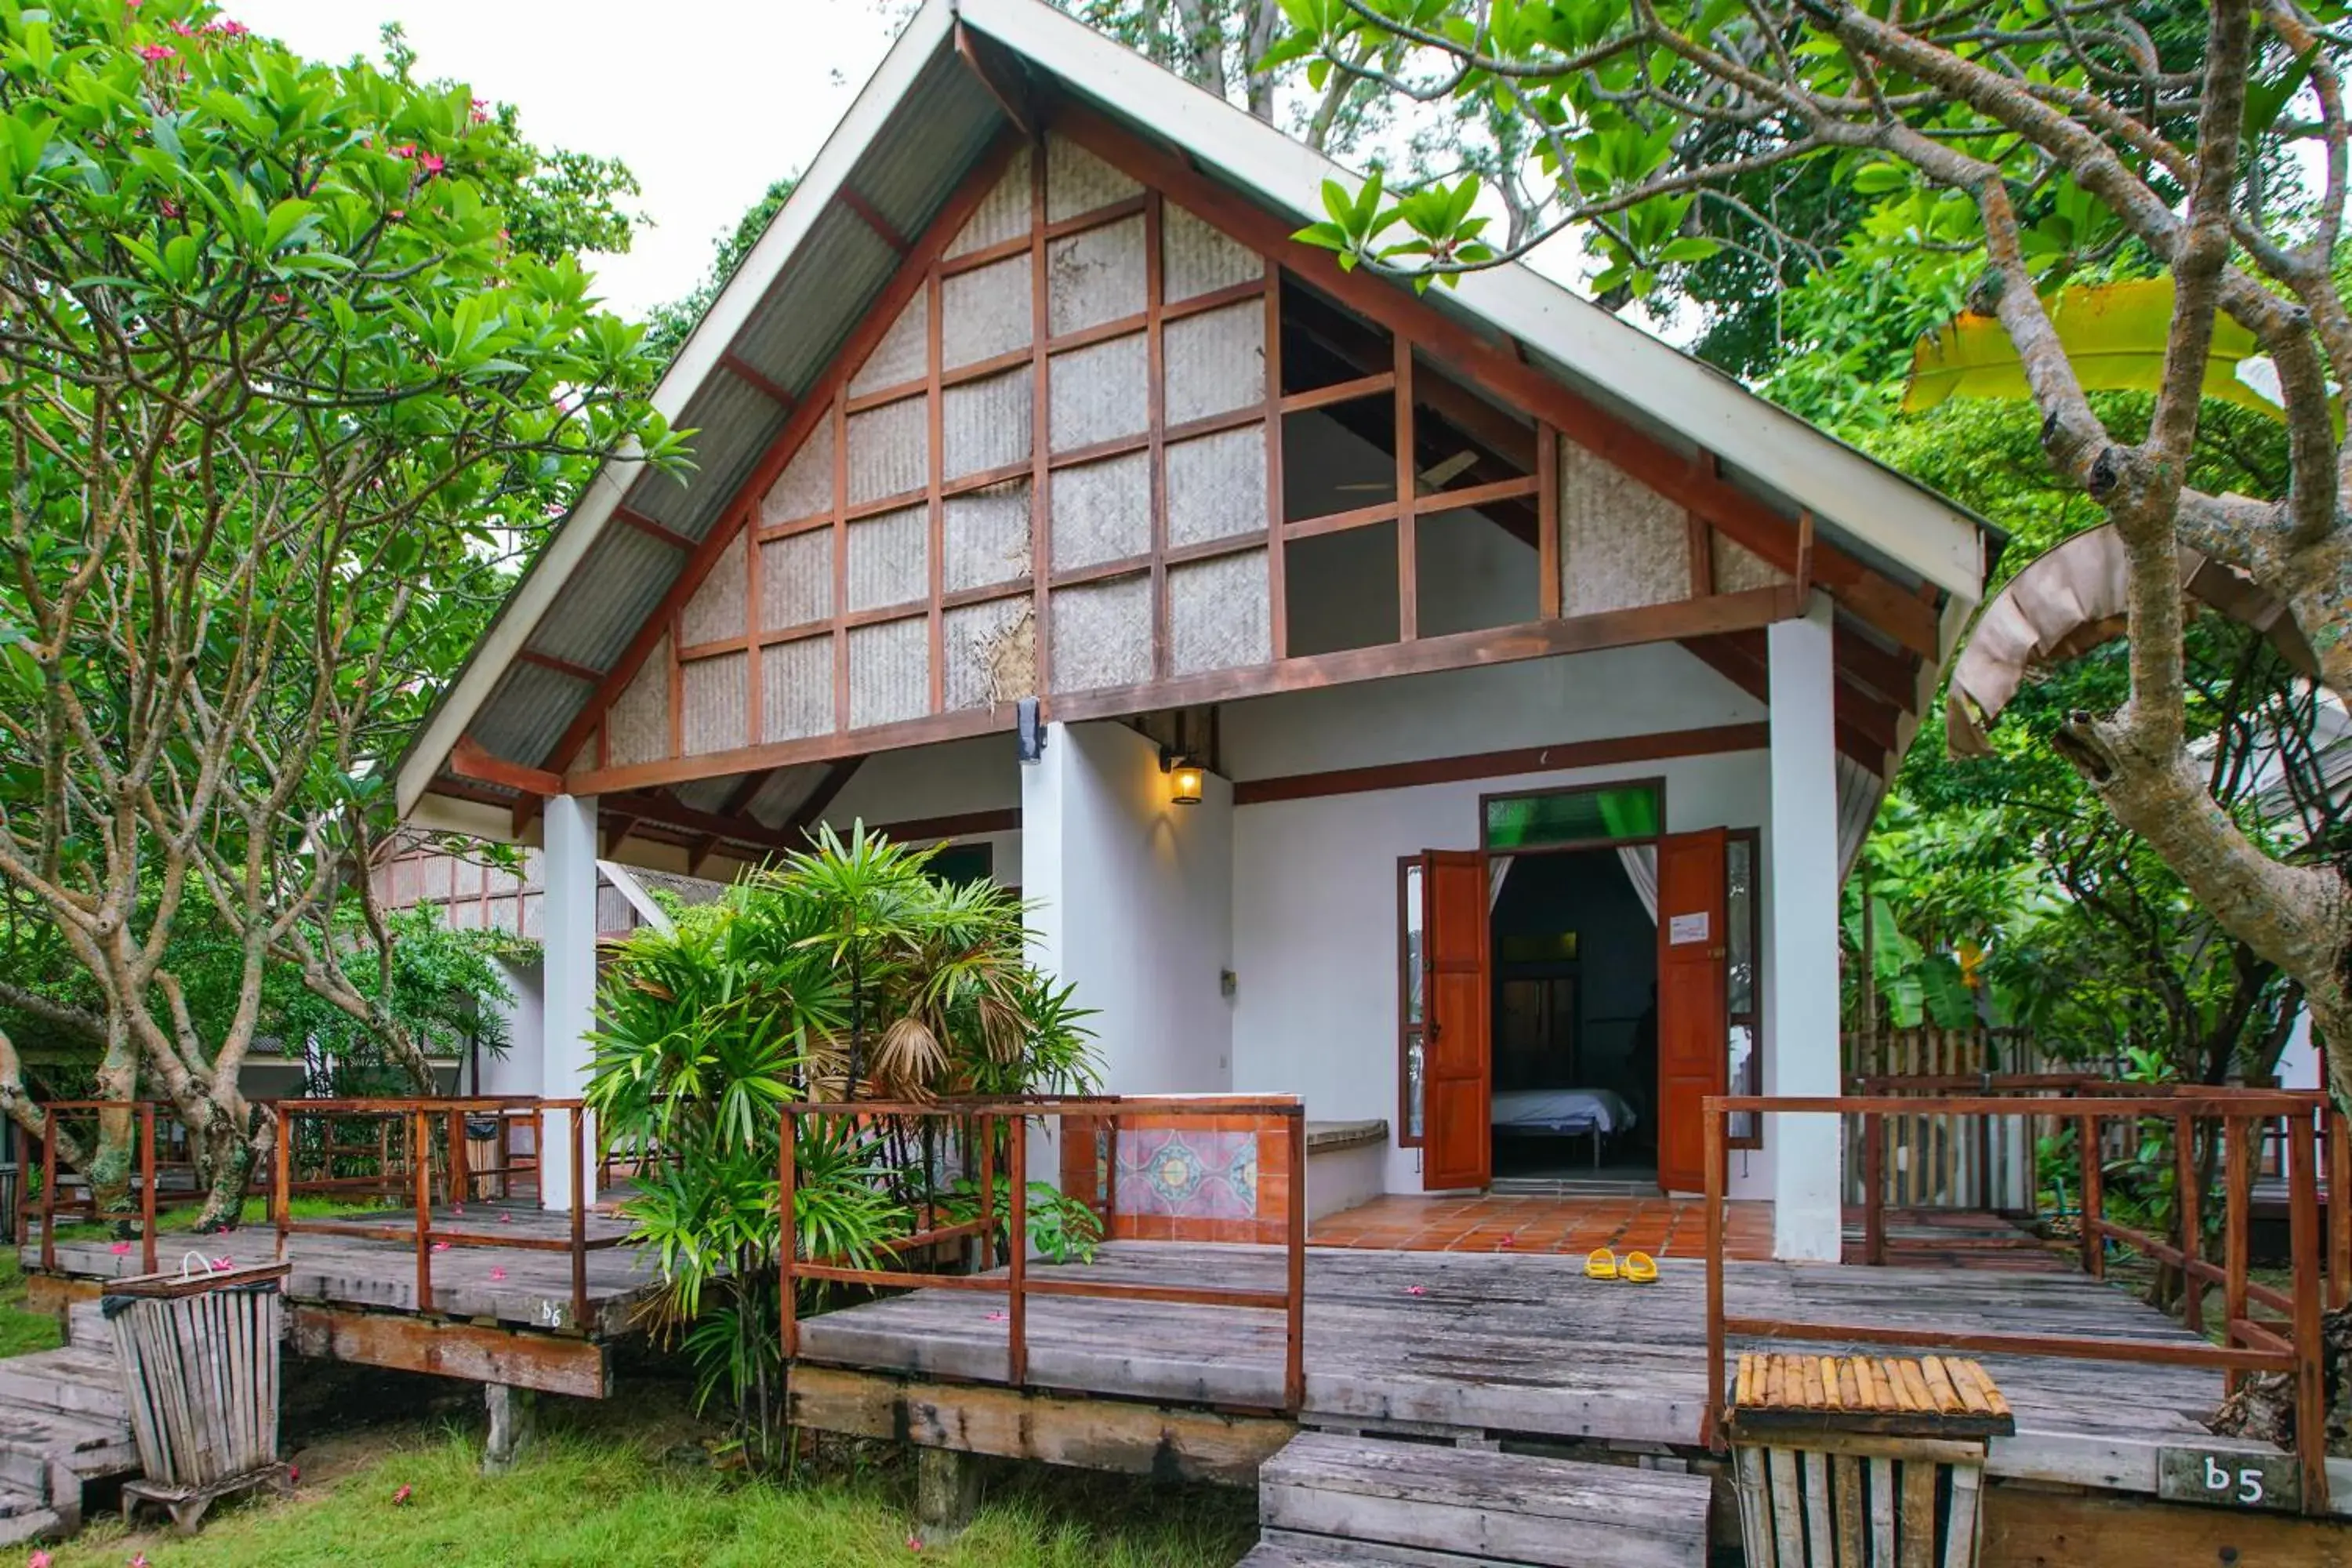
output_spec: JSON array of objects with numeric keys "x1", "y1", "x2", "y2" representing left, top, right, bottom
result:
[
  {"x1": 0, "y1": 1500, "x2": 61, "y2": 1548},
  {"x1": 65, "y1": 1302, "x2": 109, "y2": 1351},
  {"x1": 1243, "y1": 1530, "x2": 1497, "y2": 1565},
  {"x1": 1258, "y1": 1432, "x2": 1713, "y2": 1568},
  {"x1": 0, "y1": 1405, "x2": 137, "y2": 1490},
  {"x1": 0, "y1": 1347, "x2": 127, "y2": 1423}
]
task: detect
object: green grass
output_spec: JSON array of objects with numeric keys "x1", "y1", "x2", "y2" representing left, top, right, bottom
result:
[
  {"x1": 39, "y1": 1413, "x2": 1257, "y2": 1568},
  {"x1": 0, "y1": 1253, "x2": 60, "y2": 1357}
]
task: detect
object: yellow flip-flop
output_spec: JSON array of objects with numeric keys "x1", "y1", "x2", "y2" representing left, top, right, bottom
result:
[
  {"x1": 1623, "y1": 1251, "x2": 1658, "y2": 1284},
  {"x1": 1584, "y1": 1248, "x2": 1620, "y2": 1281}
]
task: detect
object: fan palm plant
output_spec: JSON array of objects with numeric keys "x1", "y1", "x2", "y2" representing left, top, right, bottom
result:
[{"x1": 586, "y1": 826, "x2": 1096, "y2": 1461}]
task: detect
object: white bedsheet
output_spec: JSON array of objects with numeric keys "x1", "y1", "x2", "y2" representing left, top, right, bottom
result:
[{"x1": 1490, "y1": 1088, "x2": 1637, "y2": 1134}]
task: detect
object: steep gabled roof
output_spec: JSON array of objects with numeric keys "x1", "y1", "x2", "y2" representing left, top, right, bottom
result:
[{"x1": 397, "y1": 0, "x2": 1991, "y2": 819}]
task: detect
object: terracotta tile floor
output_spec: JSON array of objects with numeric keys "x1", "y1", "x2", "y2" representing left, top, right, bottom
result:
[{"x1": 1308, "y1": 1193, "x2": 1777, "y2": 1261}]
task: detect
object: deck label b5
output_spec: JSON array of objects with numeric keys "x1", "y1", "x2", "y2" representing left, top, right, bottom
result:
[{"x1": 2156, "y1": 1446, "x2": 2299, "y2": 1513}]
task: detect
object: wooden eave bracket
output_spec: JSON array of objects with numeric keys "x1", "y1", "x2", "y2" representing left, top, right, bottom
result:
[
  {"x1": 448, "y1": 737, "x2": 562, "y2": 798},
  {"x1": 954, "y1": 20, "x2": 1037, "y2": 135}
]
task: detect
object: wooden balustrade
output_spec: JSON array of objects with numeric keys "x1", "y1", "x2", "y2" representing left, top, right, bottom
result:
[
  {"x1": 781, "y1": 1094, "x2": 1308, "y2": 1412},
  {"x1": 1707, "y1": 1090, "x2": 2337, "y2": 1515}
]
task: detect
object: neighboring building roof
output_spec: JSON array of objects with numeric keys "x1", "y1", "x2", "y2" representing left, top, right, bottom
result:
[{"x1": 395, "y1": 0, "x2": 1994, "y2": 819}]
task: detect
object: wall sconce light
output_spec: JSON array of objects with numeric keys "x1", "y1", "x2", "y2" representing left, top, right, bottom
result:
[{"x1": 1161, "y1": 747, "x2": 1204, "y2": 805}]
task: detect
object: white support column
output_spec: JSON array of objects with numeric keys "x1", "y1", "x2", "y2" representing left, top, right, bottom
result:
[
  {"x1": 539, "y1": 793, "x2": 599, "y2": 1213},
  {"x1": 1769, "y1": 594, "x2": 1842, "y2": 1261}
]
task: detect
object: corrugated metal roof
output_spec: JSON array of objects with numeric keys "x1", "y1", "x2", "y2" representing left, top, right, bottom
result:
[
  {"x1": 471, "y1": 661, "x2": 593, "y2": 768},
  {"x1": 747, "y1": 764, "x2": 828, "y2": 829},
  {"x1": 730, "y1": 210, "x2": 900, "y2": 390},
  {"x1": 851, "y1": 49, "x2": 1003, "y2": 240},
  {"x1": 623, "y1": 371, "x2": 790, "y2": 539},
  {"x1": 521, "y1": 523, "x2": 684, "y2": 670}
]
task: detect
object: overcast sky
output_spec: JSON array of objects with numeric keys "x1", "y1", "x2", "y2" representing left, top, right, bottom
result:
[{"x1": 234, "y1": 0, "x2": 905, "y2": 322}]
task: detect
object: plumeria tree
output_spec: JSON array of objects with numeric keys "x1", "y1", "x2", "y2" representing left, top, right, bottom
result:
[
  {"x1": 0, "y1": 0, "x2": 679, "y2": 1222},
  {"x1": 1277, "y1": 0, "x2": 2352, "y2": 1112}
]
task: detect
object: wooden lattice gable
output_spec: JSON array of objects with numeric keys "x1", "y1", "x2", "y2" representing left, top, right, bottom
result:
[{"x1": 494, "y1": 118, "x2": 1931, "y2": 803}]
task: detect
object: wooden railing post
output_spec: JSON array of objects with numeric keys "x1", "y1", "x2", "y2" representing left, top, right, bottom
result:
[
  {"x1": 1862, "y1": 1110, "x2": 1886, "y2": 1265},
  {"x1": 2288, "y1": 1109, "x2": 2328, "y2": 1512},
  {"x1": 779, "y1": 1106, "x2": 799, "y2": 1363},
  {"x1": 2077, "y1": 1112, "x2": 2104, "y2": 1280},
  {"x1": 1704, "y1": 1095, "x2": 1726, "y2": 1450},
  {"x1": 1007, "y1": 1112, "x2": 1028, "y2": 1388},
  {"x1": 977, "y1": 1112, "x2": 995, "y2": 1274},
  {"x1": 2174, "y1": 1112, "x2": 2202, "y2": 1335},
  {"x1": 2223, "y1": 1112, "x2": 2252, "y2": 1398},
  {"x1": 569, "y1": 1105, "x2": 589, "y2": 1333},
  {"x1": 39, "y1": 1109, "x2": 56, "y2": 1274},
  {"x1": 411, "y1": 1109, "x2": 434, "y2": 1314},
  {"x1": 275, "y1": 1109, "x2": 293, "y2": 1265},
  {"x1": 1285, "y1": 1105, "x2": 1305, "y2": 1413},
  {"x1": 137, "y1": 1103, "x2": 157, "y2": 1276},
  {"x1": 2329, "y1": 1107, "x2": 2350, "y2": 1312},
  {"x1": 448, "y1": 1105, "x2": 467, "y2": 1207}
]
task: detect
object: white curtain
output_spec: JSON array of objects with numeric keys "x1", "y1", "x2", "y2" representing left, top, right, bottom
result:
[
  {"x1": 1618, "y1": 844, "x2": 1659, "y2": 924},
  {"x1": 1489, "y1": 855, "x2": 1513, "y2": 910}
]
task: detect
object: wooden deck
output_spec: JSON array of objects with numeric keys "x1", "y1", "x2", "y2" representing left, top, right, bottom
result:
[
  {"x1": 793, "y1": 1241, "x2": 2280, "y2": 1495},
  {"x1": 21, "y1": 1200, "x2": 662, "y2": 1399}
]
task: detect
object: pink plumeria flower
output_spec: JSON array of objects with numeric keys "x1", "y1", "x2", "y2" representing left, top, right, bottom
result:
[
  {"x1": 1404, "y1": 1284, "x2": 1427, "y2": 1297},
  {"x1": 30, "y1": 1548, "x2": 52, "y2": 1567},
  {"x1": 109, "y1": 1241, "x2": 131, "y2": 1256},
  {"x1": 212, "y1": 1256, "x2": 234, "y2": 1271},
  {"x1": 906, "y1": 1536, "x2": 924, "y2": 1552},
  {"x1": 488, "y1": 1267, "x2": 506, "y2": 1283},
  {"x1": 430, "y1": 1242, "x2": 451, "y2": 1254},
  {"x1": 129, "y1": 1555, "x2": 148, "y2": 1568},
  {"x1": 392, "y1": 1483, "x2": 412, "y2": 1506},
  {"x1": 209, "y1": 18, "x2": 249, "y2": 34},
  {"x1": 136, "y1": 44, "x2": 173, "y2": 62},
  {"x1": 419, "y1": 153, "x2": 445, "y2": 176}
]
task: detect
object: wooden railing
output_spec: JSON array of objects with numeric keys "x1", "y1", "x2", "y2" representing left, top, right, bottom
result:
[
  {"x1": 780, "y1": 1094, "x2": 1308, "y2": 1411},
  {"x1": 271, "y1": 1097, "x2": 622, "y2": 1330},
  {"x1": 1705, "y1": 1090, "x2": 2336, "y2": 1514},
  {"x1": 20, "y1": 1100, "x2": 180, "y2": 1275}
]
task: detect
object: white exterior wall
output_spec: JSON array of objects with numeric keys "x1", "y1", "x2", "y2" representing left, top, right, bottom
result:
[
  {"x1": 1022, "y1": 720, "x2": 1235, "y2": 1095},
  {"x1": 818, "y1": 731, "x2": 1024, "y2": 887},
  {"x1": 1223, "y1": 645, "x2": 1780, "y2": 1201}
]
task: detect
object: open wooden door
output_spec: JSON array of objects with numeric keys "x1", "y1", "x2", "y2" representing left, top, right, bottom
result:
[
  {"x1": 1421, "y1": 850, "x2": 1491, "y2": 1192},
  {"x1": 1656, "y1": 829, "x2": 1729, "y2": 1195}
]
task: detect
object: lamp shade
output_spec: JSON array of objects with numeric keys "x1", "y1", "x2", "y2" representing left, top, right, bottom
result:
[{"x1": 1169, "y1": 761, "x2": 1205, "y2": 805}]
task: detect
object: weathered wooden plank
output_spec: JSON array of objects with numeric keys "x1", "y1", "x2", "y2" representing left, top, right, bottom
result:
[
  {"x1": 785, "y1": 1363, "x2": 1290, "y2": 1484},
  {"x1": 1259, "y1": 1432, "x2": 1710, "y2": 1568},
  {"x1": 289, "y1": 1306, "x2": 610, "y2": 1399},
  {"x1": 1980, "y1": 1483, "x2": 2352, "y2": 1568}
]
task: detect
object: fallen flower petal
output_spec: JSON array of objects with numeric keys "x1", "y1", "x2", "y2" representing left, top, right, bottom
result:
[
  {"x1": 288, "y1": 1462, "x2": 299, "y2": 1483},
  {"x1": 488, "y1": 1267, "x2": 506, "y2": 1283},
  {"x1": 30, "y1": 1548, "x2": 51, "y2": 1567},
  {"x1": 392, "y1": 1483, "x2": 412, "y2": 1505},
  {"x1": 109, "y1": 1242, "x2": 131, "y2": 1256},
  {"x1": 430, "y1": 1242, "x2": 451, "y2": 1253},
  {"x1": 1404, "y1": 1284, "x2": 1427, "y2": 1297}
]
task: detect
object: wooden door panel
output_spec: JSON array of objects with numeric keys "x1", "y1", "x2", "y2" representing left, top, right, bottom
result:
[
  {"x1": 1656, "y1": 829, "x2": 1729, "y2": 1194},
  {"x1": 1421, "y1": 850, "x2": 1490, "y2": 1192}
]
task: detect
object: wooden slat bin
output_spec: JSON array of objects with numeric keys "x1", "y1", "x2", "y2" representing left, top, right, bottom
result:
[
  {"x1": 103, "y1": 1258, "x2": 293, "y2": 1534},
  {"x1": 1726, "y1": 1353, "x2": 2015, "y2": 1568}
]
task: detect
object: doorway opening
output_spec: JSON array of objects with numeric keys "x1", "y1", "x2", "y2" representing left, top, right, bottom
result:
[{"x1": 1488, "y1": 847, "x2": 1660, "y2": 1189}]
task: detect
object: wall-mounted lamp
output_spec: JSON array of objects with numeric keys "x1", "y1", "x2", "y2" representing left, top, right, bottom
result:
[{"x1": 1160, "y1": 747, "x2": 1204, "y2": 806}]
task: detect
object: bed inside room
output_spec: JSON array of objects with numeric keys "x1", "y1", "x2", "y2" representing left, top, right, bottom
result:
[{"x1": 1487, "y1": 842, "x2": 1660, "y2": 1185}]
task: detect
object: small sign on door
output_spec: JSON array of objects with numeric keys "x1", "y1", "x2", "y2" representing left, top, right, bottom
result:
[{"x1": 1668, "y1": 912, "x2": 1711, "y2": 945}]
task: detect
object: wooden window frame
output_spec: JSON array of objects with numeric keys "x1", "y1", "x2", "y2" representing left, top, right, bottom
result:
[
  {"x1": 1476, "y1": 776, "x2": 1668, "y2": 857},
  {"x1": 1397, "y1": 854, "x2": 1425, "y2": 1149}
]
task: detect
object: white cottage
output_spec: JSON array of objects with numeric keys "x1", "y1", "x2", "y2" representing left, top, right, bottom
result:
[{"x1": 394, "y1": 0, "x2": 1994, "y2": 1262}]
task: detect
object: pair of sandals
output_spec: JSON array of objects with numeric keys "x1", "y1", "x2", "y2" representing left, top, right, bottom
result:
[{"x1": 1584, "y1": 1247, "x2": 1657, "y2": 1283}]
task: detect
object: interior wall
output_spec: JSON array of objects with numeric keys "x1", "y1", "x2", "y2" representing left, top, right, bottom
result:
[
  {"x1": 1224, "y1": 652, "x2": 1777, "y2": 1200},
  {"x1": 1022, "y1": 720, "x2": 1235, "y2": 1098},
  {"x1": 1490, "y1": 848, "x2": 1655, "y2": 1102}
]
